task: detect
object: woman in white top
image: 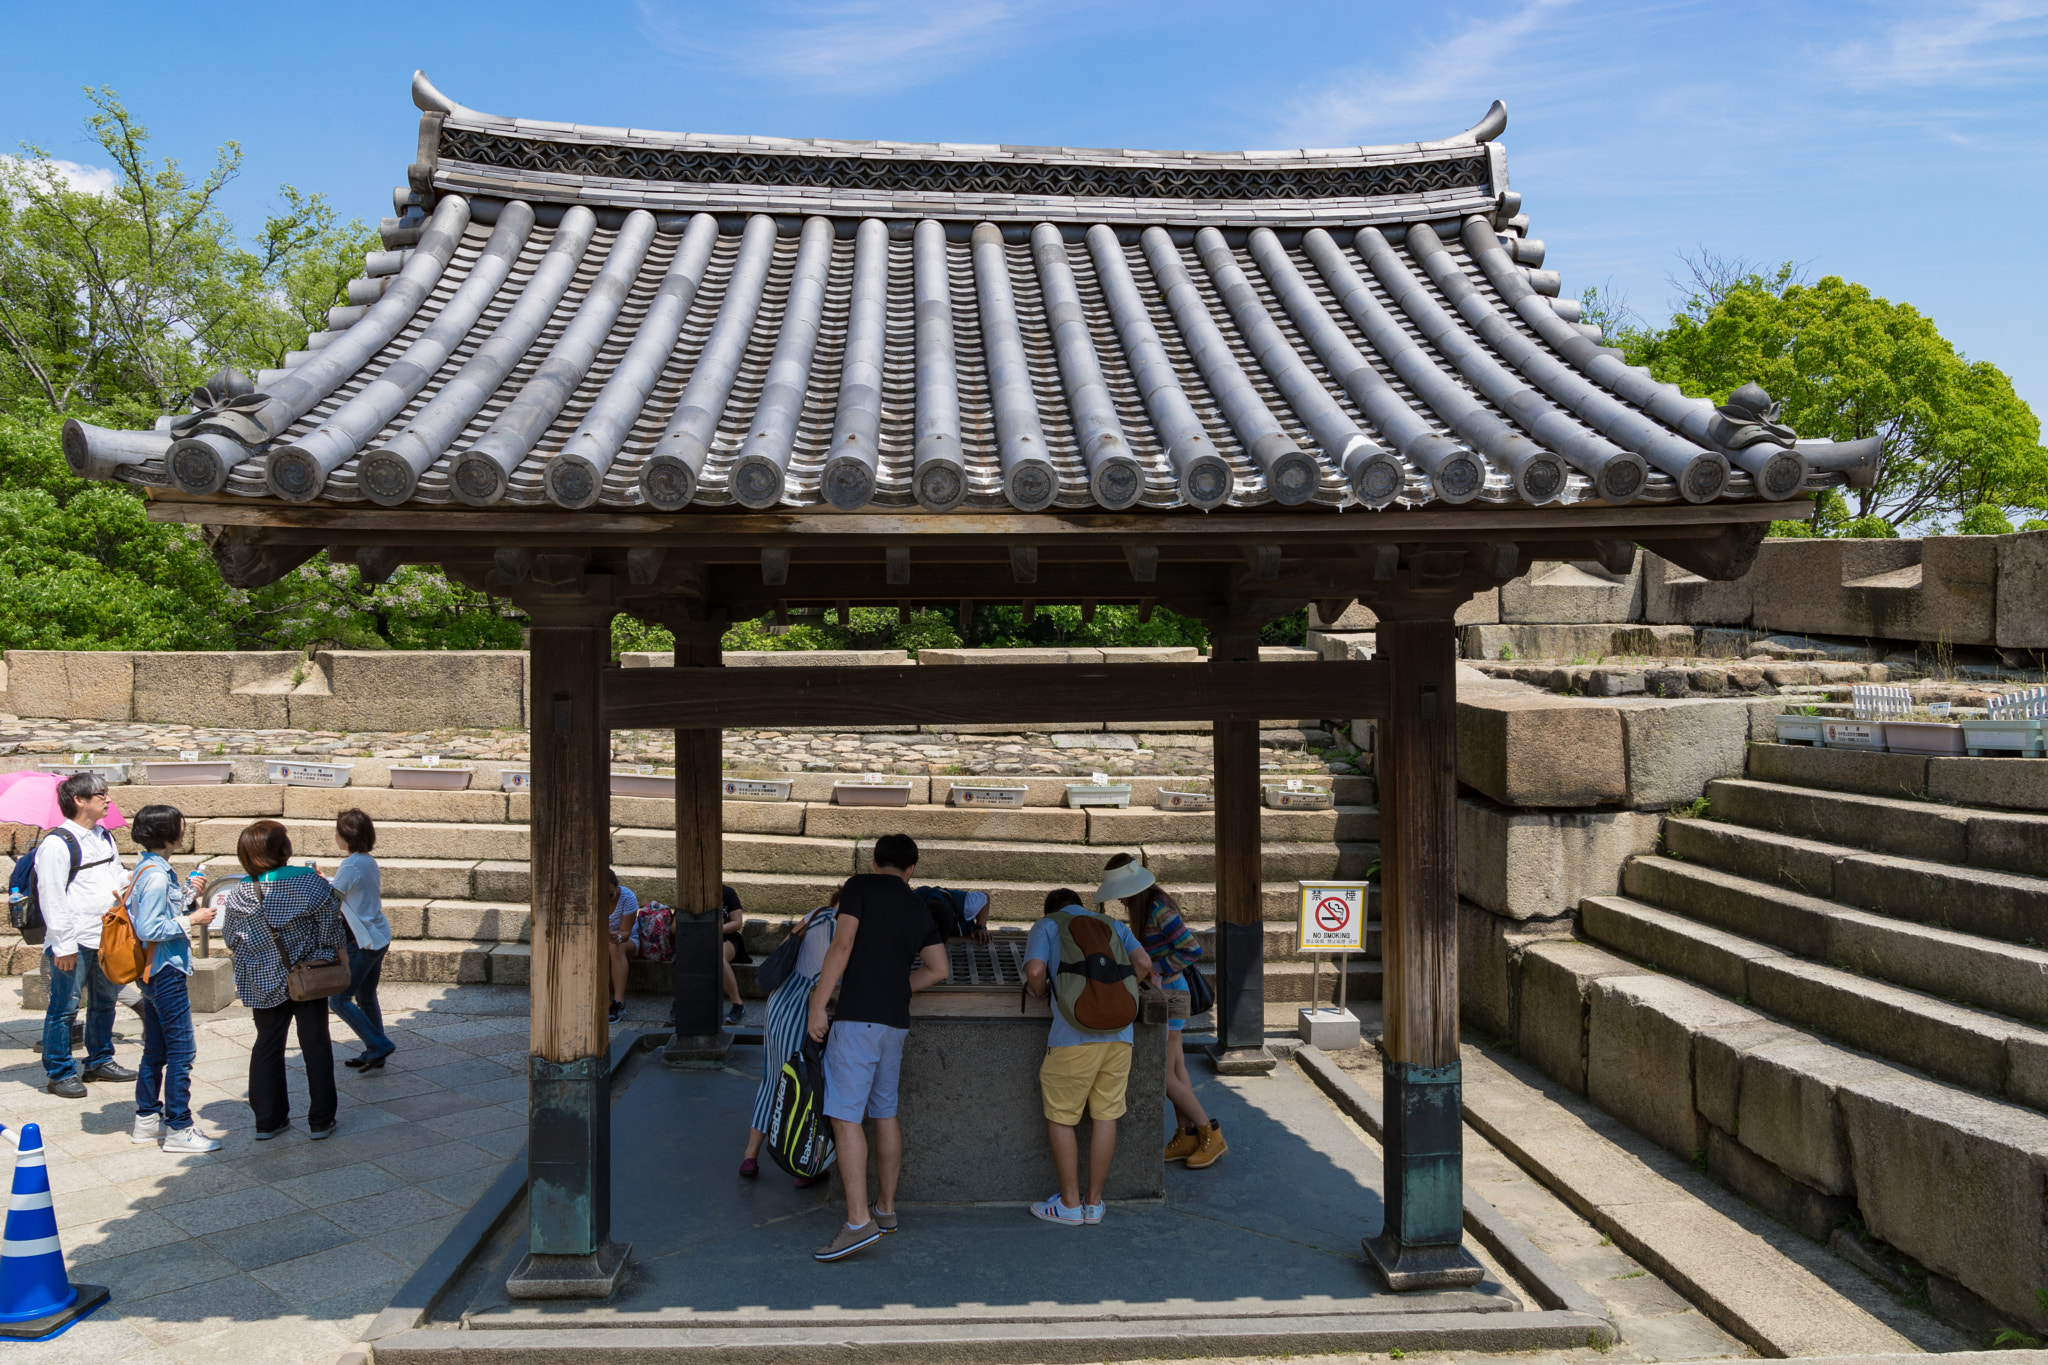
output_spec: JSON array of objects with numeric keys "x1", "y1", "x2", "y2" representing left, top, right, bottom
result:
[
  {"x1": 740, "y1": 889, "x2": 838, "y2": 1186},
  {"x1": 320, "y1": 809, "x2": 395, "y2": 1071}
]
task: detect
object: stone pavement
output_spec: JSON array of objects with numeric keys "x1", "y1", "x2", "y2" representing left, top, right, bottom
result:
[{"x1": 0, "y1": 980, "x2": 567, "y2": 1365}]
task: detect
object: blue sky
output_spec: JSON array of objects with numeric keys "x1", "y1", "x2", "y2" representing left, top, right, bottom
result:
[{"x1": 6, "y1": 0, "x2": 2045, "y2": 418}]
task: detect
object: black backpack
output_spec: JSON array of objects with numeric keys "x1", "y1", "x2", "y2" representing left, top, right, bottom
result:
[{"x1": 8, "y1": 830, "x2": 112, "y2": 941}]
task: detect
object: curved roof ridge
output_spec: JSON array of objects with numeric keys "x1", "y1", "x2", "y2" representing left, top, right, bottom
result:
[{"x1": 411, "y1": 70, "x2": 1506, "y2": 169}]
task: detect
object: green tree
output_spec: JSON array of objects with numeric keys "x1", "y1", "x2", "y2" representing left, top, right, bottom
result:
[
  {"x1": 1957, "y1": 504, "x2": 2015, "y2": 536},
  {"x1": 1623, "y1": 263, "x2": 2046, "y2": 535}
]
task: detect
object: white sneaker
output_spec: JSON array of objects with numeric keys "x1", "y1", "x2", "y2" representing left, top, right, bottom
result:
[
  {"x1": 1082, "y1": 1200, "x2": 1105, "y2": 1225},
  {"x1": 130, "y1": 1113, "x2": 164, "y2": 1145},
  {"x1": 1029, "y1": 1194, "x2": 1086, "y2": 1226},
  {"x1": 160, "y1": 1127, "x2": 222, "y2": 1155}
]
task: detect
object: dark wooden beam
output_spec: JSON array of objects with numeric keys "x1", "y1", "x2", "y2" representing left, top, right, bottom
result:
[{"x1": 601, "y1": 661, "x2": 1388, "y2": 729}]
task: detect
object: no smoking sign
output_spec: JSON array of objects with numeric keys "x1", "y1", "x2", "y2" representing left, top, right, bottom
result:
[{"x1": 1298, "y1": 882, "x2": 1369, "y2": 952}]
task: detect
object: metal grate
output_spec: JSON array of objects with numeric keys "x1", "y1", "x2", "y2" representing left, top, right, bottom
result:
[{"x1": 937, "y1": 938, "x2": 1031, "y2": 989}]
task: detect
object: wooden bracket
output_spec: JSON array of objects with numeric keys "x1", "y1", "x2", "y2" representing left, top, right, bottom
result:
[
  {"x1": 835, "y1": 599, "x2": 851, "y2": 626},
  {"x1": 1123, "y1": 544, "x2": 1159, "y2": 583},
  {"x1": 1022, "y1": 599, "x2": 1037, "y2": 625},
  {"x1": 897, "y1": 600, "x2": 912, "y2": 625},
  {"x1": 627, "y1": 546, "x2": 666, "y2": 586},
  {"x1": 761, "y1": 548, "x2": 789, "y2": 586},
  {"x1": 493, "y1": 546, "x2": 532, "y2": 586},
  {"x1": 1081, "y1": 598, "x2": 1097, "y2": 625},
  {"x1": 1590, "y1": 539, "x2": 1638, "y2": 575},
  {"x1": 1243, "y1": 545, "x2": 1281, "y2": 581},
  {"x1": 531, "y1": 553, "x2": 587, "y2": 589},
  {"x1": 1138, "y1": 597, "x2": 1156, "y2": 624},
  {"x1": 1010, "y1": 546, "x2": 1038, "y2": 584},
  {"x1": 885, "y1": 546, "x2": 910, "y2": 585},
  {"x1": 355, "y1": 545, "x2": 403, "y2": 585}
]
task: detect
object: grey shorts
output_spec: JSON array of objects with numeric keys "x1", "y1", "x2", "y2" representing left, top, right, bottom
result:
[{"x1": 822, "y1": 1020, "x2": 909, "y2": 1121}]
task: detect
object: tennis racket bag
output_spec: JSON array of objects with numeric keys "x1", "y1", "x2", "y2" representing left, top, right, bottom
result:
[{"x1": 765, "y1": 1035, "x2": 837, "y2": 1179}]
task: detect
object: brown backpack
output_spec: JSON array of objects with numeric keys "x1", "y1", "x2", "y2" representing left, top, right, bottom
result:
[
  {"x1": 1050, "y1": 910, "x2": 1139, "y2": 1033},
  {"x1": 98, "y1": 879, "x2": 150, "y2": 986}
]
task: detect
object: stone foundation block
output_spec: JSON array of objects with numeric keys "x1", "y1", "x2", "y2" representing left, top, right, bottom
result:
[
  {"x1": 1995, "y1": 530, "x2": 2048, "y2": 649},
  {"x1": 1615, "y1": 699, "x2": 1754, "y2": 810},
  {"x1": 375, "y1": 861, "x2": 483, "y2": 901},
  {"x1": 1458, "y1": 798, "x2": 1660, "y2": 920},
  {"x1": 288, "y1": 649, "x2": 526, "y2": 731},
  {"x1": 1500, "y1": 558, "x2": 1644, "y2": 624},
  {"x1": 1731, "y1": 1034, "x2": 1893, "y2": 1195},
  {"x1": 1744, "y1": 740, "x2": 1929, "y2": 800},
  {"x1": 1643, "y1": 552, "x2": 1755, "y2": 626},
  {"x1": 1457, "y1": 689, "x2": 1626, "y2": 808},
  {"x1": 131, "y1": 651, "x2": 300, "y2": 728},
  {"x1": 283, "y1": 787, "x2": 511, "y2": 824},
  {"x1": 4, "y1": 650, "x2": 136, "y2": 720},
  {"x1": 1587, "y1": 973, "x2": 1760, "y2": 1158},
  {"x1": 186, "y1": 956, "x2": 238, "y2": 1012},
  {"x1": 384, "y1": 941, "x2": 493, "y2": 984},
  {"x1": 116, "y1": 785, "x2": 284, "y2": 820},
  {"x1": 383, "y1": 900, "x2": 427, "y2": 939},
  {"x1": 489, "y1": 943, "x2": 530, "y2": 986},
  {"x1": 426, "y1": 901, "x2": 530, "y2": 943},
  {"x1": 1691, "y1": 1019, "x2": 1797, "y2": 1136},
  {"x1": 1704, "y1": 1124, "x2": 1858, "y2": 1243},
  {"x1": 1457, "y1": 900, "x2": 1573, "y2": 1042},
  {"x1": 1515, "y1": 940, "x2": 1646, "y2": 1094}
]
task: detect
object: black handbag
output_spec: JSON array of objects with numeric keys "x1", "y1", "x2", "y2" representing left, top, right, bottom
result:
[
  {"x1": 755, "y1": 907, "x2": 832, "y2": 995},
  {"x1": 1180, "y1": 962, "x2": 1216, "y2": 1018}
]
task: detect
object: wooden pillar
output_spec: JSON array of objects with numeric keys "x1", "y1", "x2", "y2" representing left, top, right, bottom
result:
[
  {"x1": 1364, "y1": 614, "x2": 1481, "y2": 1289},
  {"x1": 510, "y1": 618, "x2": 628, "y2": 1297},
  {"x1": 666, "y1": 618, "x2": 730, "y2": 1058},
  {"x1": 1207, "y1": 619, "x2": 1276, "y2": 1074}
]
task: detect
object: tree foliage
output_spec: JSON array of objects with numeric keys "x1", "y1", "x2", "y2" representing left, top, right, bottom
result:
[{"x1": 1610, "y1": 254, "x2": 2046, "y2": 535}]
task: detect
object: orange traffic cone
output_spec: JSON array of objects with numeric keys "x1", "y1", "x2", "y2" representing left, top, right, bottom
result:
[{"x1": 0, "y1": 1123, "x2": 107, "y2": 1340}]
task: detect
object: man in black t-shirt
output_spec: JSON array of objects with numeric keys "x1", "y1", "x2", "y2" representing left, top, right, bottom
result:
[{"x1": 806, "y1": 833, "x2": 948, "y2": 1261}]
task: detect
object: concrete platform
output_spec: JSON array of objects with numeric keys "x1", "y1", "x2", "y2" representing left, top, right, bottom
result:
[{"x1": 379, "y1": 1044, "x2": 1608, "y2": 1362}]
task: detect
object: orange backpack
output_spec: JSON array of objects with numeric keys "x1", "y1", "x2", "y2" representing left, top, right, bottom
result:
[{"x1": 98, "y1": 879, "x2": 151, "y2": 986}]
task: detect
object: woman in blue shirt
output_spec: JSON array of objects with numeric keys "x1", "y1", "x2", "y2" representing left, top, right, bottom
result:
[
  {"x1": 318, "y1": 809, "x2": 395, "y2": 1071},
  {"x1": 125, "y1": 805, "x2": 222, "y2": 1154}
]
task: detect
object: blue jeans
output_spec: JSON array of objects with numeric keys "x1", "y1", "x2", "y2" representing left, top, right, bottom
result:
[
  {"x1": 41, "y1": 946, "x2": 117, "y2": 1081},
  {"x1": 329, "y1": 941, "x2": 392, "y2": 1058},
  {"x1": 136, "y1": 969, "x2": 196, "y2": 1129}
]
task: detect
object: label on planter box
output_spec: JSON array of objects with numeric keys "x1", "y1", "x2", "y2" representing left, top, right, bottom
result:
[{"x1": 1823, "y1": 722, "x2": 1881, "y2": 747}]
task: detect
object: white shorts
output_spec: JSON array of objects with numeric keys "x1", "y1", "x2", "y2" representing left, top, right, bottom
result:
[{"x1": 822, "y1": 1020, "x2": 909, "y2": 1121}]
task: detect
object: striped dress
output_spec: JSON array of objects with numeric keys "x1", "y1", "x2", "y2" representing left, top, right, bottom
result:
[
  {"x1": 1137, "y1": 890, "x2": 1202, "y2": 1032},
  {"x1": 750, "y1": 908, "x2": 837, "y2": 1134}
]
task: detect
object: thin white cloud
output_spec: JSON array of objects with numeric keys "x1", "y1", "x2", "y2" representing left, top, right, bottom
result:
[
  {"x1": 1271, "y1": 0, "x2": 1579, "y2": 147},
  {"x1": 0, "y1": 154, "x2": 119, "y2": 196},
  {"x1": 1827, "y1": 0, "x2": 2048, "y2": 87},
  {"x1": 636, "y1": 0, "x2": 1098, "y2": 96}
]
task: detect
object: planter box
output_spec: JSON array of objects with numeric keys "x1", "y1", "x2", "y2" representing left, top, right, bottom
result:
[
  {"x1": 1773, "y1": 715, "x2": 1827, "y2": 746},
  {"x1": 611, "y1": 772, "x2": 675, "y2": 799},
  {"x1": 947, "y1": 784, "x2": 1028, "y2": 808},
  {"x1": 38, "y1": 762, "x2": 129, "y2": 784},
  {"x1": 833, "y1": 781, "x2": 913, "y2": 807},
  {"x1": 1819, "y1": 721, "x2": 1885, "y2": 752},
  {"x1": 1157, "y1": 789, "x2": 1214, "y2": 811},
  {"x1": 1883, "y1": 720, "x2": 1966, "y2": 757},
  {"x1": 722, "y1": 778, "x2": 794, "y2": 802},
  {"x1": 1264, "y1": 784, "x2": 1334, "y2": 810},
  {"x1": 1961, "y1": 718, "x2": 2047, "y2": 758},
  {"x1": 140, "y1": 761, "x2": 233, "y2": 786},
  {"x1": 266, "y1": 760, "x2": 353, "y2": 788},
  {"x1": 1064, "y1": 783, "x2": 1132, "y2": 809},
  {"x1": 389, "y1": 766, "x2": 474, "y2": 791},
  {"x1": 500, "y1": 770, "x2": 532, "y2": 793}
]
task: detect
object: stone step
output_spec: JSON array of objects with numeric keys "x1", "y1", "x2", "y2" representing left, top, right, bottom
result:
[
  {"x1": 1580, "y1": 894, "x2": 2048, "y2": 1111},
  {"x1": 1620, "y1": 854, "x2": 2048, "y2": 1026},
  {"x1": 1509, "y1": 932, "x2": 2048, "y2": 1332},
  {"x1": 1706, "y1": 776, "x2": 2048, "y2": 875},
  {"x1": 1664, "y1": 816, "x2": 2048, "y2": 946}
]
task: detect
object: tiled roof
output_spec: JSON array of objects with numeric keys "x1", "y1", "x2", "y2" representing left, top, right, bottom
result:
[{"x1": 64, "y1": 73, "x2": 1879, "y2": 516}]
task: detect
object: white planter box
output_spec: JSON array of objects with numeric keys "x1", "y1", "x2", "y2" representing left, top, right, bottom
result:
[
  {"x1": 611, "y1": 772, "x2": 675, "y2": 799},
  {"x1": 500, "y1": 770, "x2": 533, "y2": 793},
  {"x1": 39, "y1": 762, "x2": 129, "y2": 784},
  {"x1": 1264, "y1": 784, "x2": 1334, "y2": 810},
  {"x1": 266, "y1": 760, "x2": 353, "y2": 788},
  {"x1": 1157, "y1": 789, "x2": 1214, "y2": 811},
  {"x1": 833, "y1": 781, "x2": 913, "y2": 807},
  {"x1": 947, "y1": 784, "x2": 1028, "y2": 808},
  {"x1": 389, "y1": 766, "x2": 474, "y2": 791},
  {"x1": 1882, "y1": 721, "x2": 1966, "y2": 757},
  {"x1": 1064, "y1": 783, "x2": 1132, "y2": 809},
  {"x1": 1819, "y1": 722, "x2": 1885, "y2": 751},
  {"x1": 722, "y1": 778, "x2": 794, "y2": 802},
  {"x1": 1961, "y1": 718, "x2": 2047, "y2": 758},
  {"x1": 1773, "y1": 715, "x2": 1827, "y2": 746},
  {"x1": 141, "y1": 761, "x2": 233, "y2": 786}
]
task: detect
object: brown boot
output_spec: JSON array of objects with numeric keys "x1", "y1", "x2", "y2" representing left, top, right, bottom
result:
[
  {"x1": 1184, "y1": 1120, "x2": 1227, "y2": 1169},
  {"x1": 1163, "y1": 1125, "x2": 1201, "y2": 1162}
]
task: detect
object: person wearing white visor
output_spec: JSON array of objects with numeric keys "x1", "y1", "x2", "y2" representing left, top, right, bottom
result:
[{"x1": 1094, "y1": 854, "x2": 1225, "y2": 1169}]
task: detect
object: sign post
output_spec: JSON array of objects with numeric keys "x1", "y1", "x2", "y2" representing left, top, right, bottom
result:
[{"x1": 1296, "y1": 882, "x2": 1368, "y2": 1050}]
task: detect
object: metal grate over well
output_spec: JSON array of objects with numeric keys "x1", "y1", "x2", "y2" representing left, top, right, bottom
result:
[{"x1": 934, "y1": 938, "x2": 1032, "y2": 990}]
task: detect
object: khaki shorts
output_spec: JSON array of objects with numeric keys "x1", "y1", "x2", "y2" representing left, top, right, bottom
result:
[{"x1": 1039, "y1": 1041, "x2": 1132, "y2": 1125}]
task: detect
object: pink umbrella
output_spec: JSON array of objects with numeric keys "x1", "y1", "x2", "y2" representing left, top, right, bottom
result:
[{"x1": 0, "y1": 772, "x2": 126, "y2": 832}]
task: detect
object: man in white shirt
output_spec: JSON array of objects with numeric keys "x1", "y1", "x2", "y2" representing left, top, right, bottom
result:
[{"x1": 37, "y1": 774, "x2": 133, "y2": 1099}]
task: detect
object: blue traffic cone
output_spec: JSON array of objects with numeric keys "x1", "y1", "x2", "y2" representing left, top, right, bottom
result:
[{"x1": 0, "y1": 1123, "x2": 107, "y2": 1340}]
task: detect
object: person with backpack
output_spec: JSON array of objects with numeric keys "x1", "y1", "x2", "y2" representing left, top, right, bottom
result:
[
  {"x1": 740, "y1": 887, "x2": 838, "y2": 1183},
  {"x1": 124, "y1": 805, "x2": 222, "y2": 1153},
  {"x1": 1098, "y1": 853, "x2": 1226, "y2": 1169},
  {"x1": 914, "y1": 884, "x2": 991, "y2": 944},
  {"x1": 805, "y1": 834, "x2": 949, "y2": 1262},
  {"x1": 316, "y1": 809, "x2": 394, "y2": 1072},
  {"x1": 33, "y1": 773, "x2": 132, "y2": 1099},
  {"x1": 218, "y1": 821, "x2": 346, "y2": 1140},
  {"x1": 1023, "y1": 887, "x2": 1158, "y2": 1226}
]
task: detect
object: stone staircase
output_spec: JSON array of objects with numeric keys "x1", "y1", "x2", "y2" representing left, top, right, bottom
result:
[
  {"x1": 1524, "y1": 740, "x2": 2048, "y2": 1335},
  {"x1": 0, "y1": 773, "x2": 1381, "y2": 1004}
]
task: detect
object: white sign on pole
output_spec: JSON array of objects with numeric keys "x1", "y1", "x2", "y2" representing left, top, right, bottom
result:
[{"x1": 1297, "y1": 882, "x2": 1368, "y2": 952}]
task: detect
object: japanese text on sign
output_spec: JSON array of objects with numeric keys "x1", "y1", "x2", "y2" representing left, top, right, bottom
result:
[{"x1": 1297, "y1": 882, "x2": 1368, "y2": 952}]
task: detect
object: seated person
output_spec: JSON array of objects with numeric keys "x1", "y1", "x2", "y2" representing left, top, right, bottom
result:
[
  {"x1": 915, "y1": 885, "x2": 991, "y2": 944},
  {"x1": 718, "y1": 883, "x2": 747, "y2": 1027},
  {"x1": 606, "y1": 869, "x2": 640, "y2": 1025}
]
